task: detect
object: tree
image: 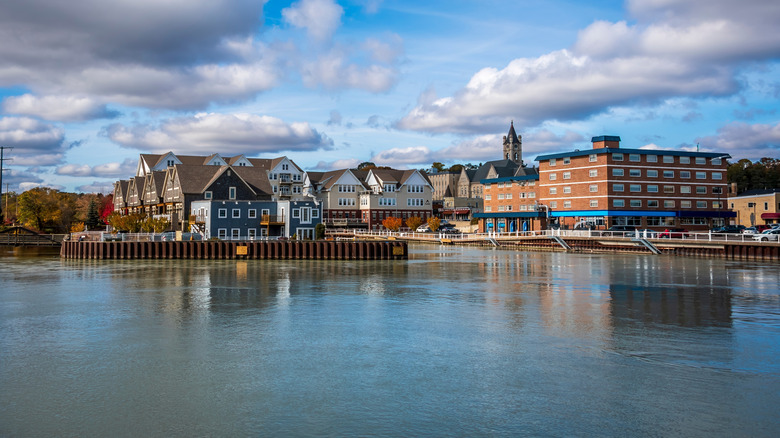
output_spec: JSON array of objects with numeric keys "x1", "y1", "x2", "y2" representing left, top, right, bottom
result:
[
  {"x1": 18, "y1": 187, "x2": 62, "y2": 232},
  {"x1": 357, "y1": 162, "x2": 376, "y2": 170},
  {"x1": 99, "y1": 194, "x2": 114, "y2": 224},
  {"x1": 405, "y1": 216, "x2": 424, "y2": 231},
  {"x1": 315, "y1": 223, "x2": 326, "y2": 240},
  {"x1": 382, "y1": 216, "x2": 403, "y2": 231},
  {"x1": 431, "y1": 162, "x2": 445, "y2": 172},
  {"x1": 448, "y1": 164, "x2": 464, "y2": 173},
  {"x1": 107, "y1": 212, "x2": 145, "y2": 232},
  {"x1": 85, "y1": 199, "x2": 100, "y2": 230},
  {"x1": 427, "y1": 217, "x2": 441, "y2": 232}
]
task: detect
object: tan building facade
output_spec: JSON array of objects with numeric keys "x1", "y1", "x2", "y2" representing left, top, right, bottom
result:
[{"x1": 729, "y1": 189, "x2": 780, "y2": 226}]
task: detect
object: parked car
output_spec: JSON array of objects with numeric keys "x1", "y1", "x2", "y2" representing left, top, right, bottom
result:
[
  {"x1": 606, "y1": 226, "x2": 636, "y2": 235},
  {"x1": 629, "y1": 229, "x2": 659, "y2": 238},
  {"x1": 416, "y1": 225, "x2": 431, "y2": 233},
  {"x1": 753, "y1": 229, "x2": 780, "y2": 241},
  {"x1": 659, "y1": 228, "x2": 689, "y2": 238},
  {"x1": 711, "y1": 225, "x2": 743, "y2": 234}
]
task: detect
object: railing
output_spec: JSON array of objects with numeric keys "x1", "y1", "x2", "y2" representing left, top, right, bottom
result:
[
  {"x1": 351, "y1": 229, "x2": 780, "y2": 244},
  {"x1": 260, "y1": 215, "x2": 285, "y2": 224},
  {"x1": 0, "y1": 234, "x2": 65, "y2": 246}
]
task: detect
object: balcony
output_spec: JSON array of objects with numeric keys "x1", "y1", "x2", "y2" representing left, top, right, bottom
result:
[
  {"x1": 259, "y1": 215, "x2": 285, "y2": 225},
  {"x1": 279, "y1": 174, "x2": 292, "y2": 184}
]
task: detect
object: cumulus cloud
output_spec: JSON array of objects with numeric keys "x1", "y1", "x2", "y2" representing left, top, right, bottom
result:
[
  {"x1": 104, "y1": 113, "x2": 333, "y2": 155},
  {"x1": 0, "y1": 117, "x2": 70, "y2": 165},
  {"x1": 282, "y1": 0, "x2": 344, "y2": 42},
  {"x1": 3, "y1": 94, "x2": 120, "y2": 122},
  {"x1": 1, "y1": 168, "x2": 45, "y2": 193},
  {"x1": 75, "y1": 181, "x2": 115, "y2": 194},
  {"x1": 56, "y1": 158, "x2": 136, "y2": 178},
  {"x1": 327, "y1": 110, "x2": 342, "y2": 126},
  {"x1": 397, "y1": 0, "x2": 780, "y2": 134},
  {"x1": 695, "y1": 121, "x2": 780, "y2": 161},
  {"x1": 0, "y1": 0, "x2": 402, "y2": 112},
  {"x1": 311, "y1": 158, "x2": 362, "y2": 171}
]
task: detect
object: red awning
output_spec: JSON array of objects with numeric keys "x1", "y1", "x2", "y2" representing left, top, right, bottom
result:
[{"x1": 760, "y1": 213, "x2": 780, "y2": 219}]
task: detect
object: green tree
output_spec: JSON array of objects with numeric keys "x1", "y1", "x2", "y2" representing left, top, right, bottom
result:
[
  {"x1": 448, "y1": 164, "x2": 464, "y2": 173},
  {"x1": 85, "y1": 199, "x2": 100, "y2": 230},
  {"x1": 315, "y1": 223, "x2": 326, "y2": 240},
  {"x1": 431, "y1": 162, "x2": 445, "y2": 172}
]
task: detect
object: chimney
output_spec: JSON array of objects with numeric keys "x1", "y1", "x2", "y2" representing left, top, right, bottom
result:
[{"x1": 592, "y1": 135, "x2": 621, "y2": 149}]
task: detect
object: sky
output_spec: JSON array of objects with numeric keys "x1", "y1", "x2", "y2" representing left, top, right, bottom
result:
[{"x1": 0, "y1": 0, "x2": 779, "y2": 194}]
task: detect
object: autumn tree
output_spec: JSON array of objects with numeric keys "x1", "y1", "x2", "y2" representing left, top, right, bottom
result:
[
  {"x1": 427, "y1": 216, "x2": 441, "y2": 232},
  {"x1": 107, "y1": 212, "x2": 145, "y2": 232},
  {"x1": 99, "y1": 194, "x2": 114, "y2": 224},
  {"x1": 18, "y1": 187, "x2": 63, "y2": 232},
  {"x1": 85, "y1": 199, "x2": 101, "y2": 230},
  {"x1": 405, "y1": 216, "x2": 424, "y2": 231},
  {"x1": 382, "y1": 216, "x2": 403, "y2": 231}
]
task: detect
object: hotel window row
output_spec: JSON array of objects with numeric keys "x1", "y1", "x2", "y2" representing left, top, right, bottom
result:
[{"x1": 611, "y1": 169, "x2": 722, "y2": 179}]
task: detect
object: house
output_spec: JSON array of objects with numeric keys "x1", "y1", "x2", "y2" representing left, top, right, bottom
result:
[
  {"x1": 729, "y1": 188, "x2": 780, "y2": 227},
  {"x1": 191, "y1": 199, "x2": 321, "y2": 240}
]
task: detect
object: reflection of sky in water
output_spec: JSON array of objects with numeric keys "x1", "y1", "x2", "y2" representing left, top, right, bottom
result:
[{"x1": 1, "y1": 250, "x2": 778, "y2": 437}]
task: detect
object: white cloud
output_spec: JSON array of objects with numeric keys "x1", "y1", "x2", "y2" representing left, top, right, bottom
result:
[
  {"x1": 371, "y1": 146, "x2": 432, "y2": 167},
  {"x1": 695, "y1": 121, "x2": 780, "y2": 161},
  {"x1": 75, "y1": 181, "x2": 115, "y2": 194},
  {"x1": 282, "y1": 0, "x2": 344, "y2": 42},
  {"x1": 56, "y1": 158, "x2": 136, "y2": 178},
  {"x1": 398, "y1": 0, "x2": 780, "y2": 134},
  {"x1": 311, "y1": 158, "x2": 362, "y2": 171},
  {"x1": 104, "y1": 113, "x2": 333, "y2": 155},
  {"x1": 0, "y1": 117, "x2": 68, "y2": 165},
  {"x1": 300, "y1": 47, "x2": 399, "y2": 92},
  {"x1": 3, "y1": 94, "x2": 119, "y2": 122}
]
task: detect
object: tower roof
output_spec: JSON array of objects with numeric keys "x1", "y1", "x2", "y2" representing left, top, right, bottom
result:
[{"x1": 507, "y1": 121, "x2": 520, "y2": 144}]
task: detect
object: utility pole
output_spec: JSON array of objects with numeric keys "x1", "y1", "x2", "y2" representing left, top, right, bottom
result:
[{"x1": 0, "y1": 146, "x2": 13, "y2": 223}]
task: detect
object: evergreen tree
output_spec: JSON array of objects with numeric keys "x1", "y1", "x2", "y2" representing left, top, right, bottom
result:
[{"x1": 85, "y1": 199, "x2": 100, "y2": 230}]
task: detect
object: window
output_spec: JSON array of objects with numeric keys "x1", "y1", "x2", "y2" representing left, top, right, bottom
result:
[
  {"x1": 218, "y1": 229, "x2": 227, "y2": 239},
  {"x1": 590, "y1": 200, "x2": 598, "y2": 207},
  {"x1": 647, "y1": 170, "x2": 658, "y2": 178},
  {"x1": 231, "y1": 229, "x2": 241, "y2": 240},
  {"x1": 613, "y1": 199, "x2": 625, "y2": 207},
  {"x1": 664, "y1": 200, "x2": 675, "y2": 208},
  {"x1": 696, "y1": 201, "x2": 707, "y2": 208},
  {"x1": 630, "y1": 200, "x2": 642, "y2": 207},
  {"x1": 630, "y1": 184, "x2": 641, "y2": 192},
  {"x1": 613, "y1": 153, "x2": 624, "y2": 161},
  {"x1": 407, "y1": 198, "x2": 424, "y2": 207},
  {"x1": 664, "y1": 185, "x2": 675, "y2": 194},
  {"x1": 680, "y1": 156, "x2": 690, "y2": 164},
  {"x1": 589, "y1": 169, "x2": 598, "y2": 177},
  {"x1": 248, "y1": 209, "x2": 256, "y2": 219},
  {"x1": 680, "y1": 186, "x2": 691, "y2": 194},
  {"x1": 218, "y1": 208, "x2": 227, "y2": 218},
  {"x1": 712, "y1": 172, "x2": 722, "y2": 180},
  {"x1": 664, "y1": 170, "x2": 674, "y2": 178},
  {"x1": 647, "y1": 155, "x2": 658, "y2": 163},
  {"x1": 248, "y1": 229, "x2": 256, "y2": 239},
  {"x1": 505, "y1": 194, "x2": 513, "y2": 199},
  {"x1": 407, "y1": 185, "x2": 424, "y2": 193},
  {"x1": 550, "y1": 201, "x2": 557, "y2": 208},
  {"x1": 563, "y1": 157, "x2": 571, "y2": 165},
  {"x1": 681, "y1": 200, "x2": 692, "y2": 208},
  {"x1": 647, "y1": 185, "x2": 658, "y2": 193},
  {"x1": 549, "y1": 158, "x2": 557, "y2": 166},
  {"x1": 549, "y1": 187, "x2": 557, "y2": 195},
  {"x1": 647, "y1": 200, "x2": 659, "y2": 208},
  {"x1": 204, "y1": 191, "x2": 212, "y2": 199},
  {"x1": 696, "y1": 186, "x2": 707, "y2": 194},
  {"x1": 379, "y1": 198, "x2": 396, "y2": 206},
  {"x1": 765, "y1": 202, "x2": 769, "y2": 210},
  {"x1": 563, "y1": 172, "x2": 571, "y2": 180},
  {"x1": 613, "y1": 184, "x2": 624, "y2": 192},
  {"x1": 282, "y1": 164, "x2": 289, "y2": 170},
  {"x1": 384, "y1": 184, "x2": 396, "y2": 192},
  {"x1": 696, "y1": 157, "x2": 707, "y2": 165},
  {"x1": 338, "y1": 198, "x2": 356, "y2": 206},
  {"x1": 338, "y1": 185, "x2": 355, "y2": 192},
  {"x1": 549, "y1": 173, "x2": 557, "y2": 180},
  {"x1": 589, "y1": 154, "x2": 597, "y2": 162},
  {"x1": 485, "y1": 206, "x2": 492, "y2": 212},
  {"x1": 713, "y1": 201, "x2": 724, "y2": 209},
  {"x1": 712, "y1": 158, "x2": 722, "y2": 165},
  {"x1": 563, "y1": 201, "x2": 571, "y2": 208},
  {"x1": 712, "y1": 187, "x2": 723, "y2": 194},
  {"x1": 629, "y1": 169, "x2": 641, "y2": 177},
  {"x1": 229, "y1": 187, "x2": 236, "y2": 200},
  {"x1": 563, "y1": 186, "x2": 571, "y2": 194},
  {"x1": 629, "y1": 154, "x2": 641, "y2": 162},
  {"x1": 498, "y1": 194, "x2": 504, "y2": 200},
  {"x1": 589, "y1": 184, "x2": 598, "y2": 192},
  {"x1": 612, "y1": 168, "x2": 624, "y2": 177},
  {"x1": 696, "y1": 172, "x2": 707, "y2": 179},
  {"x1": 663, "y1": 155, "x2": 674, "y2": 163},
  {"x1": 485, "y1": 194, "x2": 492, "y2": 200},
  {"x1": 232, "y1": 209, "x2": 240, "y2": 218}
]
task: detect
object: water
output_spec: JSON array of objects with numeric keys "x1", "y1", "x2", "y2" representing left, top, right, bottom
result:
[{"x1": 1, "y1": 245, "x2": 779, "y2": 437}]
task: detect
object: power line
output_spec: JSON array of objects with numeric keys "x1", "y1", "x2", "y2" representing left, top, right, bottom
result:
[{"x1": 0, "y1": 146, "x2": 14, "y2": 222}]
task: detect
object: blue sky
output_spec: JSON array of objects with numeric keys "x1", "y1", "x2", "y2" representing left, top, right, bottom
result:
[{"x1": 1, "y1": 0, "x2": 778, "y2": 193}]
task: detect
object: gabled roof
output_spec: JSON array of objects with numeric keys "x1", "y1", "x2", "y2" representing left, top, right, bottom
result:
[
  {"x1": 232, "y1": 166, "x2": 274, "y2": 198},
  {"x1": 170, "y1": 165, "x2": 223, "y2": 194}
]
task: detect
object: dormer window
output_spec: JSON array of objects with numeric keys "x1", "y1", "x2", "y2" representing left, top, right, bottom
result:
[{"x1": 167, "y1": 160, "x2": 175, "y2": 167}]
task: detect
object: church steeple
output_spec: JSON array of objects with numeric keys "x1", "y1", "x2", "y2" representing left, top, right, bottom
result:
[{"x1": 502, "y1": 121, "x2": 522, "y2": 165}]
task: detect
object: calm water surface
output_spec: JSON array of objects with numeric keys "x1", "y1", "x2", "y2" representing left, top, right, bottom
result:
[{"x1": 1, "y1": 245, "x2": 779, "y2": 437}]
